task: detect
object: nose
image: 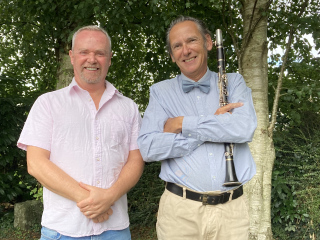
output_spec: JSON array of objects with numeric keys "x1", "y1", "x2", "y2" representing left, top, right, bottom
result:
[
  {"x1": 87, "y1": 52, "x2": 97, "y2": 63},
  {"x1": 182, "y1": 44, "x2": 191, "y2": 56}
]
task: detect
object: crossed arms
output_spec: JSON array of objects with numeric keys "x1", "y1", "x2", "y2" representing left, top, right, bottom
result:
[
  {"x1": 163, "y1": 103, "x2": 244, "y2": 133},
  {"x1": 138, "y1": 75, "x2": 257, "y2": 162}
]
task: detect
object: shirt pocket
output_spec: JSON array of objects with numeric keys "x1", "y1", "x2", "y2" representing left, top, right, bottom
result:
[{"x1": 109, "y1": 119, "x2": 131, "y2": 146}]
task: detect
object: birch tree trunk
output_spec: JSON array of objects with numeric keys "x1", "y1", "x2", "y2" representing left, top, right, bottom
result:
[
  {"x1": 240, "y1": 0, "x2": 275, "y2": 239},
  {"x1": 56, "y1": 53, "x2": 74, "y2": 89}
]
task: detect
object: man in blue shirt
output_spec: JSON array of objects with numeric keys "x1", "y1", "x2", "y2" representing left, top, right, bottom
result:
[{"x1": 138, "y1": 16, "x2": 257, "y2": 240}]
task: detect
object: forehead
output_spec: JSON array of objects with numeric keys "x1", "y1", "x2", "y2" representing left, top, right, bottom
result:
[
  {"x1": 74, "y1": 30, "x2": 109, "y2": 50},
  {"x1": 169, "y1": 21, "x2": 201, "y2": 43}
]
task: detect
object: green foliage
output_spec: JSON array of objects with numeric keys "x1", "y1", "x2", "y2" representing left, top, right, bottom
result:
[
  {"x1": 0, "y1": 1, "x2": 319, "y2": 239},
  {"x1": 268, "y1": 0, "x2": 320, "y2": 126},
  {"x1": 0, "y1": 76, "x2": 39, "y2": 203},
  {"x1": 19, "y1": 179, "x2": 43, "y2": 202},
  {"x1": 98, "y1": 0, "x2": 232, "y2": 110},
  {"x1": 128, "y1": 162, "x2": 163, "y2": 226},
  {"x1": 0, "y1": 0, "x2": 240, "y2": 112},
  {"x1": 269, "y1": 4, "x2": 320, "y2": 237},
  {"x1": 28, "y1": 186, "x2": 43, "y2": 201},
  {"x1": 272, "y1": 112, "x2": 320, "y2": 239}
]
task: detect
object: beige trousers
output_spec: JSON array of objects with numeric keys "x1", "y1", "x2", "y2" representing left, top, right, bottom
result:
[{"x1": 156, "y1": 188, "x2": 250, "y2": 240}]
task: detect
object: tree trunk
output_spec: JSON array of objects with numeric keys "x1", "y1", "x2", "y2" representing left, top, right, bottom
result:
[
  {"x1": 56, "y1": 53, "x2": 74, "y2": 89},
  {"x1": 241, "y1": 0, "x2": 274, "y2": 239}
]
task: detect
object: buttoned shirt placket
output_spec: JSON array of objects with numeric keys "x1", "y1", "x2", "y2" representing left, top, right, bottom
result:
[
  {"x1": 85, "y1": 94, "x2": 103, "y2": 191},
  {"x1": 196, "y1": 87, "x2": 217, "y2": 187}
]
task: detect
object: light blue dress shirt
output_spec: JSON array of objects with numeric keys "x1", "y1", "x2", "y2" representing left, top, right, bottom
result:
[{"x1": 138, "y1": 69, "x2": 257, "y2": 191}]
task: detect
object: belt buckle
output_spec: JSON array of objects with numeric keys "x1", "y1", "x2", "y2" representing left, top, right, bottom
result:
[
  {"x1": 202, "y1": 194, "x2": 208, "y2": 205},
  {"x1": 202, "y1": 194, "x2": 213, "y2": 205}
]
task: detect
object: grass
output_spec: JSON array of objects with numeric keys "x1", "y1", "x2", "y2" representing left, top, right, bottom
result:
[{"x1": 0, "y1": 208, "x2": 157, "y2": 240}]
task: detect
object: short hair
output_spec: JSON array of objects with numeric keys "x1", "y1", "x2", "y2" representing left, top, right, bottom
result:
[
  {"x1": 166, "y1": 16, "x2": 212, "y2": 55},
  {"x1": 71, "y1": 25, "x2": 112, "y2": 52}
]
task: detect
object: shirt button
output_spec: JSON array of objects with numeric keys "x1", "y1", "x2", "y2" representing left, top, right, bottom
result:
[
  {"x1": 96, "y1": 136, "x2": 99, "y2": 140},
  {"x1": 97, "y1": 158, "x2": 100, "y2": 161},
  {"x1": 97, "y1": 181, "x2": 100, "y2": 184},
  {"x1": 209, "y1": 153, "x2": 213, "y2": 156},
  {"x1": 188, "y1": 134, "x2": 191, "y2": 137},
  {"x1": 198, "y1": 144, "x2": 200, "y2": 146}
]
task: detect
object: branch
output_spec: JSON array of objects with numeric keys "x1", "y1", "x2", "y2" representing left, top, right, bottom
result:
[
  {"x1": 222, "y1": 0, "x2": 241, "y2": 69},
  {"x1": 268, "y1": 0, "x2": 309, "y2": 137},
  {"x1": 239, "y1": 0, "x2": 273, "y2": 68},
  {"x1": 248, "y1": 0, "x2": 258, "y2": 34}
]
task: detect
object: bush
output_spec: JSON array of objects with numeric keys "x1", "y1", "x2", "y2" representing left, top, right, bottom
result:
[
  {"x1": 0, "y1": 76, "x2": 38, "y2": 204},
  {"x1": 272, "y1": 112, "x2": 320, "y2": 239},
  {"x1": 128, "y1": 161, "x2": 163, "y2": 227}
]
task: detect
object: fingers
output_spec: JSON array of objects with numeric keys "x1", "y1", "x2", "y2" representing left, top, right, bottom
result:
[
  {"x1": 77, "y1": 199, "x2": 91, "y2": 209},
  {"x1": 223, "y1": 102, "x2": 243, "y2": 112},
  {"x1": 84, "y1": 210, "x2": 97, "y2": 219},
  {"x1": 229, "y1": 102, "x2": 244, "y2": 109},
  {"x1": 81, "y1": 205, "x2": 99, "y2": 217},
  {"x1": 163, "y1": 117, "x2": 183, "y2": 133},
  {"x1": 76, "y1": 184, "x2": 113, "y2": 221},
  {"x1": 214, "y1": 102, "x2": 243, "y2": 115},
  {"x1": 107, "y1": 208, "x2": 113, "y2": 216},
  {"x1": 92, "y1": 208, "x2": 113, "y2": 223},
  {"x1": 93, "y1": 214, "x2": 107, "y2": 223},
  {"x1": 83, "y1": 208, "x2": 113, "y2": 222}
]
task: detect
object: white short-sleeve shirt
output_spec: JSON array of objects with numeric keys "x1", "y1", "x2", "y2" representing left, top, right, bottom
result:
[{"x1": 17, "y1": 78, "x2": 141, "y2": 237}]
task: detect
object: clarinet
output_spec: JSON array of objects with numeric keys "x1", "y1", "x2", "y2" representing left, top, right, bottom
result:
[{"x1": 215, "y1": 29, "x2": 241, "y2": 187}]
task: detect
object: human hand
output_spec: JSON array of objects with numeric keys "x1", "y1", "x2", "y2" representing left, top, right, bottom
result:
[
  {"x1": 214, "y1": 102, "x2": 243, "y2": 115},
  {"x1": 163, "y1": 116, "x2": 184, "y2": 133},
  {"x1": 92, "y1": 208, "x2": 113, "y2": 223},
  {"x1": 77, "y1": 182, "x2": 115, "y2": 220}
]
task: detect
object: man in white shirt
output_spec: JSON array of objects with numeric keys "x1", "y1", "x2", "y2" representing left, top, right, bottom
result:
[{"x1": 17, "y1": 25, "x2": 144, "y2": 239}]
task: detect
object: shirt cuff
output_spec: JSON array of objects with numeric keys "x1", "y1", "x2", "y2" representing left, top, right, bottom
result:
[{"x1": 182, "y1": 116, "x2": 198, "y2": 139}]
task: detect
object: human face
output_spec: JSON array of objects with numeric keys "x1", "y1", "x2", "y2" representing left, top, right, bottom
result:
[
  {"x1": 169, "y1": 21, "x2": 213, "y2": 81},
  {"x1": 69, "y1": 30, "x2": 112, "y2": 88}
]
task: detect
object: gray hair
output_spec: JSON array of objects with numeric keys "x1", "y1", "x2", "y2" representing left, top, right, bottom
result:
[
  {"x1": 71, "y1": 25, "x2": 112, "y2": 52},
  {"x1": 166, "y1": 16, "x2": 212, "y2": 55}
]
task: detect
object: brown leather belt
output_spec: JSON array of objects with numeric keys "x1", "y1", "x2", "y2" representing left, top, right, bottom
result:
[{"x1": 166, "y1": 182, "x2": 243, "y2": 205}]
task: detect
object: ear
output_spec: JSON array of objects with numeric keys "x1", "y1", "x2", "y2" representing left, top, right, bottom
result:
[
  {"x1": 69, "y1": 50, "x2": 74, "y2": 65},
  {"x1": 205, "y1": 34, "x2": 213, "y2": 51},
  {"x1": 107, "y1": 52, "x2": 113, "y2": 67},
  {"x1": 108, "y1": 52, "x2": 113, "y2": 66}
]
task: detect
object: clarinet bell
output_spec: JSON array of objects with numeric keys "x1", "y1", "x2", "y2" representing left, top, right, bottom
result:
[{"x1": 223, "y1": 159, "x2": 241, "y2": 187}]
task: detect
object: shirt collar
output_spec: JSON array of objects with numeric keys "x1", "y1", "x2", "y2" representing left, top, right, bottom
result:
[{"x1": 67, "y1": 77, "x2": 120, "y2": 96}]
